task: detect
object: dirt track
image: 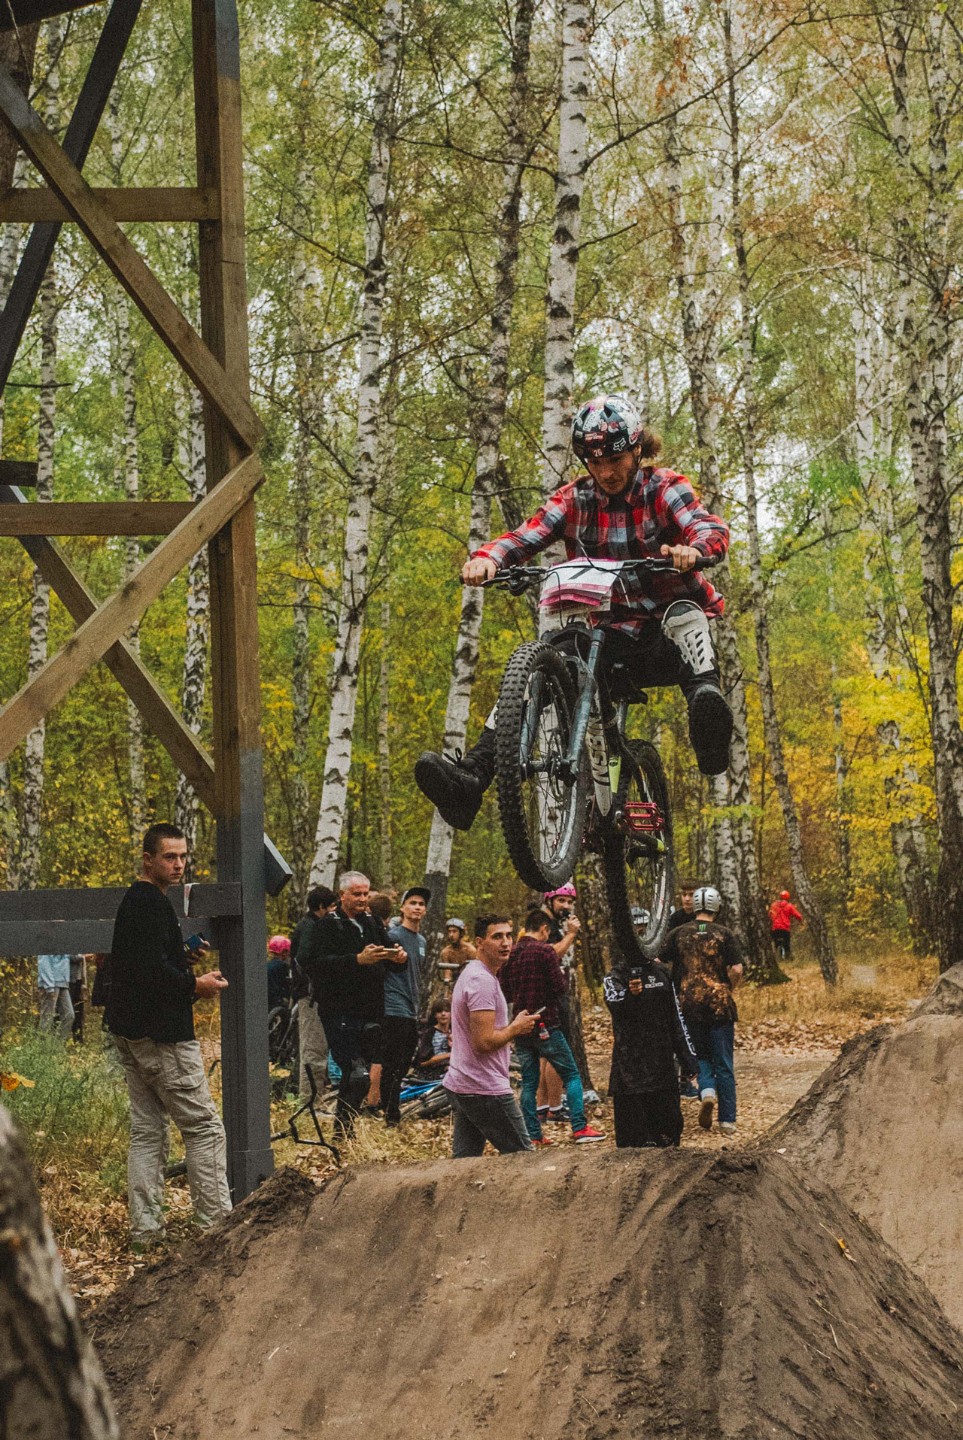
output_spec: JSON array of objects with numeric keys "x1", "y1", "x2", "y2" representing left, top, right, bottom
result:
[{"x1": 93, "y1": 1143, "x2": 963, "y2": 1440}]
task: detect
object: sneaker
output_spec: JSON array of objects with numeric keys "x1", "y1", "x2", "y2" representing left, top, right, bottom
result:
[
  {"x1": 572, "y1": 1124, "x2": 606, "y2": 1144},
  {"x1": 531, "y1": 1136, "x2": 554, "y2": 1147},
  {"x1": 680, "y1": 1081, "x2": 699, "y2": 1099},
  {"x1": 687, "y1": 684, "x2": 733, "y2": 777},
  {"x1": 698, "y1": 1091, "x2": 716, "y2": 1130},
  {"x1": 414, "y1": 750, "x2": 487, "y2": 830},
  {"x1": 548, "y1": 1105, "x2": 570, "y2": 1124},
  {"x1": 718, "y1": 1121, "x2": 736, "y2": 1136},
  {"x1": 536, "y1": 1104, "x2": 550, "y2": 1119}
]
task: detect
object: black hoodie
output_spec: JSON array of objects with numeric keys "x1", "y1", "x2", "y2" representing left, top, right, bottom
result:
[{"x1": 603, "y1": 960, "x2": 697, "y2": 1095}]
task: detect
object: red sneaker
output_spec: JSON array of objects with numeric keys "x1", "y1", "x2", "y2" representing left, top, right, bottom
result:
[
  {"x1": 531, "y1": 1136, "x2": 554, "y2": 1147},
  {"x1": 572, "y1": 1124, "x2": 606, "y2": 1144}
]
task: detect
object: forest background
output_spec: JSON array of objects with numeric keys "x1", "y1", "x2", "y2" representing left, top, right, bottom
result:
[{"x1": 0, "y1": 0, "x2": 961, "y2": 1012}]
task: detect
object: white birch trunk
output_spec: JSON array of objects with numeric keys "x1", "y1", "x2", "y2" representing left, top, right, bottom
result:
[
  {"x1": 0, "y1": 152, "x2": 25, "y2": 887},
  {"x1": 377, "y1": 598, "x2": 392, "y2": 890},
  {"x1": 173, "y1": 381, "x2": 209, "y2": 872},
  {"x1": 310, "y1": 0, "x2": 401, "y2": 887},
  {"x1": 539, "y1": 0, "x2": 590, "y2": 498},
  {"x1": 422, "y1": 0, "x2": 536, "y2": 949},
  {"x1": 891, "y1": 10, "x2": 963, "y2": 969},
  {"x1": 19, "y1": 19, "x2": 63, "y2": 890}
]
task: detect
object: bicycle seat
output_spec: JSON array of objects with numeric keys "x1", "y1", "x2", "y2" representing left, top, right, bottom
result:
[{"x1": 605, "y1": 661, "x2": 649, "y2": 704}]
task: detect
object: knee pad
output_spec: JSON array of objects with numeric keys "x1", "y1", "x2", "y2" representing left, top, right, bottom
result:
[{"x1": 661, "y1": 601, "x2": 715, "y2": 677}]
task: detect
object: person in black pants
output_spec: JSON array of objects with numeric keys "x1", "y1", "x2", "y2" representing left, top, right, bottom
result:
[
  {"x1": 603, "y1": 957, "x2": 698, "y2": 1147},
  {"x1": 298, "y1": 870, "x2": 406, "y2": 1138}
]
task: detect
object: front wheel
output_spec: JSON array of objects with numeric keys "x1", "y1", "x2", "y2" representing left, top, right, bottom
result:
[
  {"x1": 494, "y1": 640, "x2": 589, "y2": 892},
  {"x1": 603, "y1": 740, "x2": 673, "y2": 960}
]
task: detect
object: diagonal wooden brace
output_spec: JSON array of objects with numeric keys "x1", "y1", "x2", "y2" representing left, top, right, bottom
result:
[
  {"x1": 0, "y1": 453, "x2": 264, "y2": 762},
  {"x1": 0, "y1": 63, "x2": 262, "y2": 453}
]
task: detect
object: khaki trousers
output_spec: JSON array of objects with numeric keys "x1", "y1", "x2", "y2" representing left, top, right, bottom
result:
[
  {"x1": 113, "y1": 1035, "x2": 232, "y2": 1242},
  {"x1": 297, "y1": 996, "x2": 329, "y2": 1099}
]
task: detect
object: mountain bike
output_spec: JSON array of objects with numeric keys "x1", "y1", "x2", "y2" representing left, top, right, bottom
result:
[{"x1": 485, "y1": 555, "x2": 719, "y2": 961}]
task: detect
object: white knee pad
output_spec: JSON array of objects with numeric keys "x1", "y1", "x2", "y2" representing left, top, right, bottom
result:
[{"x1": 661, "y1": 601, "x2": 716, "y2": 676}]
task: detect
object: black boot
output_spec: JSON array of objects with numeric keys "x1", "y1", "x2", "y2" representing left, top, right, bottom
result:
[
  {"x1": 687, "y1": 683, "x2": 733, "y2": 777},
  {"x1": 414, "y1": 727, "x2": 496, "y2": 831}
]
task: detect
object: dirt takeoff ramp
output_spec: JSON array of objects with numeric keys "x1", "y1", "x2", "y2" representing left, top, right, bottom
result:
[
  {"x1": 773, "y1": 962, "x2": 963, "y2": 1332},
  {"x1": 92, "y1": 1150, "x2": 963, "y2": 1440}
]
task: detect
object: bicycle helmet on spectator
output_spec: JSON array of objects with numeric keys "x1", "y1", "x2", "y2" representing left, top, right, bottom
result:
[
  {"x1": 446, "y1": 917, "x2": 466, "y2": 932},
  {"x1": 572, "y1": 393, "x2": 644, "y2": 461},
  {"x1": 544, "y1": 883, "x2": 577, "y2": 902},
  {"x1": 267, "y1": 934, "x2": 291, "y2": 955},
  {"x1": 692, "y1": 886, "x2": 722, "y2": 915}
]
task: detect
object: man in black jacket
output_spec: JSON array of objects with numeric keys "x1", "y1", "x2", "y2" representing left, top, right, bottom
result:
[
  {"x1": 603, "y1": 958, "x2": 697, "y2": 1148},
  {"x1": 290, "y1": 884, "x2": 336, "y2": 1099},
  {"x1": 298, "y1": 870, "x2": 406, "y2": 1137},
  {"x1": 106, "y1": 823, "x2": 230, "y2": 1250}
]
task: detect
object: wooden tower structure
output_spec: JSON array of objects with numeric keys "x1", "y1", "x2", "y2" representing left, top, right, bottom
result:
[{"x1": 0, "y1": 0, "x2": 288, "y2": 1199}]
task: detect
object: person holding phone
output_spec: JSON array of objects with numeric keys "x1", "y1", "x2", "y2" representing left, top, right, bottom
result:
[
  {"x1": 106, "y1": 822, "x2": 231, "y2": 1250},
  {"x1": 298, "y1": 870, "x2": 403, "y2": 1138}
]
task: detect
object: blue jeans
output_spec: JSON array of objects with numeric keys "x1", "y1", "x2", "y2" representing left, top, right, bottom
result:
[
  {"x1": 687, "y1": 1019, "x2": 736, "y2": 1124},
  {"x1": 517, "y1": 1029, "x2": 586, "y2": 1139}
]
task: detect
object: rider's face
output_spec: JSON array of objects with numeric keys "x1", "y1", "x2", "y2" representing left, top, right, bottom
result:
[{"x1": 585, "y1": 449, "x2": 638, "y2": 496}]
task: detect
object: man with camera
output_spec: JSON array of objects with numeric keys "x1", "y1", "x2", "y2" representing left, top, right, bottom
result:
[
  {"x1": 106, "y1": 822, "x2": 231, "y2": 1250},
  {"x1": 298, "y1": 870, "x2": 407, "y2": 1137}
]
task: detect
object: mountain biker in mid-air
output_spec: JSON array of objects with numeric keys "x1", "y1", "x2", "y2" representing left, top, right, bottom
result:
[{"x1": 415, "y1": 394, "x2": 734, "y2": 831}]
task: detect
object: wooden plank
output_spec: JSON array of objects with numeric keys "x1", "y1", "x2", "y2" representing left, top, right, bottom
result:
[
  {"x1": 0, "y1": 459, "x2": 37, "y2": 487},
  {"x1": 0, "y1": 66, "x2": 263, "y2": 452},
  {"x1": 0, "y1": 482, "x2": 219, "y2": 803},
  {"x1": 0, "y1": 0, "x2": 101, "y2": 34},
  {"x1": 0, "y1": 185, "x2": 219, "y2": 222},
  {"x1": 0, "y1": 882, "x2": 242, "y2": 921},
  {"x1": 0, "y1": 0, "x2": 143, "y2": 392},
  {"x1": 0, "y1": 914, "x2": 221, "y2": 956},
  {"x1": 0, "y1": 453, "x2": 264, "y2": 761},
  {"x1": 0, "y1": 500, "x2": 194, "y2": 535}
]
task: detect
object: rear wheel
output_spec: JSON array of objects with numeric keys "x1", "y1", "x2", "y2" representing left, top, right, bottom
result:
[
  {"x1": 494, "y1": 640, "x2": 588, "y2": 891},
  {"x1": 603, "y1": 740, "x2": 673, "y2": 960}
]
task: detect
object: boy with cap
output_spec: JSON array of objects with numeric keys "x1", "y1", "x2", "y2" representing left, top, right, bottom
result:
[{"x1": 382, "y1": 886, "x2": 431, "y2": 1125}]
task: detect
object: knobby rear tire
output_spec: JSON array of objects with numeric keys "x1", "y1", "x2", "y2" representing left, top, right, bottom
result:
[
  {"x1": 603, "y1": 740, "x2": 674, "y2": 961},
  {"x1": 494, "y1": 640, "x2": 588, "y2": 892}
]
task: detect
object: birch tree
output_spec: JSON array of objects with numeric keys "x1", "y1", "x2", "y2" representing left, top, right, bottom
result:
[
  {"x1": 310, "y1": 0, "x2": 401, "y2": 887},
  {"x1": 19, "y1": 18, "x2": 63, "y2": 890},
  {"x1": 173, "y1": 380, "x2": 209, "y2": 872},
  {"x1": 422, "y1": 0, "x2": 536, "y2": 952}
]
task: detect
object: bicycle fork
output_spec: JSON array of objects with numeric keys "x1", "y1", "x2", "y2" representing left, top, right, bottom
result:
[{"x1": 563, "y1": 631, "x2": 624, "y2": 817}]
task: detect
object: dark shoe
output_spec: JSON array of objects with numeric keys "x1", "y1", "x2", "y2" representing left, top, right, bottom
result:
[
  {"x1": 687, "y1": 684, "x2": 733, "y2": 777},
  {"x1": 415, "y1": 750, "x2": 488, "y2": 831}
]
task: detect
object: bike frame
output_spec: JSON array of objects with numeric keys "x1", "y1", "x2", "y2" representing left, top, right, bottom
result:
[{"x1": 553, "y1": 623, "x2": 629, "y2": 817}]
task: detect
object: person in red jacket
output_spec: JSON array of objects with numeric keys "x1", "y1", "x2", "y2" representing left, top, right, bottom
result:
[{"x1": 769, "y1": 891, "x2": 803, "y2": 961}]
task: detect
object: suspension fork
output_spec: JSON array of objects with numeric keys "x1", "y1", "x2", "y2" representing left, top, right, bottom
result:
[{"x1": 561, "y1": 629, "x2": 604, "y2": 779}]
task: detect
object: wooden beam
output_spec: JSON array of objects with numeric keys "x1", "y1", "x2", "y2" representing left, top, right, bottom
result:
[
  {"x1": 0, "y1": 453, "x2": 264, "y2": 761},
  {"x1": 0, "y1": 882, "x2": 242, "y2": 921},
  {"x1": 0, "y1": 0, "x2": 142, "y2": 392},
  {"x1": 0, "y1": 0, "x2": 102, "y2": 34},
  {"x1": 0, "y1": 459, "x2": 37, "y2": 487},
  {"x1": 0, "y1": 500, "x2": 195, "y2": 535},
  {"x1": 0, "y1": 66, "x2": 263, "y2": 453},
  {"x1": 0, "y1": 184, "x2": 219, "y2": 222}
]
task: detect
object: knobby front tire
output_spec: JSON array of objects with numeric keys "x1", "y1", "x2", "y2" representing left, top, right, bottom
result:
[
  {"x1": 603, "y1": 740, "x2": 674, "y2": 960},
  {"x1": 494, "y1": 640, "x2": 588, "y2": 892}
]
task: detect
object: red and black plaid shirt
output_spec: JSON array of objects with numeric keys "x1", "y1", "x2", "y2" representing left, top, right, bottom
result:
[
  {"x1": 475, "y1": 467, "x2": 728, "y2": 635},
  {"x1": 500, "y1": 936, "x2": 568, "y2": 1029}
]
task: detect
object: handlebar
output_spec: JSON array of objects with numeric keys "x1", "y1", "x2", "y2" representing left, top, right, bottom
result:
[{"x1": 483, "y1": 553, "x2": 722, "y2": 594}]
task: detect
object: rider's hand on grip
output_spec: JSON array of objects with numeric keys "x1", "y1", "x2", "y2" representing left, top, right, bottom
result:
[{"x1": 462, "y1": 556, "x2": 497, "y2": 586}]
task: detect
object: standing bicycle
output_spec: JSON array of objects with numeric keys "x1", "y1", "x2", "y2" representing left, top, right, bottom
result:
[{"x1": 416, "y1": 395, "x2": 733, "y2": 943}]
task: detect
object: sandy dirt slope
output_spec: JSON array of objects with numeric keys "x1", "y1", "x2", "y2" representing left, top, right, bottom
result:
[
  {"x1": 92, "y1": 1146, "x2": 963, "y2": 1440},
  {"x1": 774, "y1": 963, "x2": 963, "y2": 1331}
]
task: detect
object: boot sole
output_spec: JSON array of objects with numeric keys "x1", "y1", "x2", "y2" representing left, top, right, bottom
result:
[
  {"x1": 698, "y1": 1097, "x2": 715, "y2": 1130},
  {"x1": 414, "y1": 754, "x2": 482, "y2": 831},
  {"x1": 689, "y1": 688, "x2": 733, "y2": 776}
]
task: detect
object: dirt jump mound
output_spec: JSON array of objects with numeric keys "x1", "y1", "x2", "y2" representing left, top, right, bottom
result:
[
  {"x1": 93, "y1": 1148, "x2": 963, "y2": 1440},
  {"x1": 774, "y1": 961, "x2": 963, "y2": 1331}
]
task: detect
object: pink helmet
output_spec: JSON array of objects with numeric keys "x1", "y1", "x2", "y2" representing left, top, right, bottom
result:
[
  {"x1": 267, "y1": 934, "x2": 291, "y2": 955},
  {"x1": 544, "y1": 883, "x2": 577, "y2": 902}
]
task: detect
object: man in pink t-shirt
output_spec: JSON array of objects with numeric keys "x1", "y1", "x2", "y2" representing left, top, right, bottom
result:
[{"x1": 445, "y1": 915, "x2": 537, "y2": 1158}]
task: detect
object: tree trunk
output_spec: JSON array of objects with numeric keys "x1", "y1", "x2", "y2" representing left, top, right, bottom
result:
[
  {"x1": 0, "y1": 153, "x2": 25, "y2": 888},
  {"x1": 723, "y1": 0, "x2": 836, "y2": 983},
  {"x1": 377, "y1": 598, "x2": 393, "y2": 890},
  {"x1": 539, "y1": 0, "x2": 590, "y2": 497},
  {"x1": 173, "y1": 378, "x2": 209, "y2": 875},
  {"x1": 422, "y1": 0, "x2": 536, "y2": 951},
  {"x1": 0, "y1": 1105, "x2": 118, "y2": 1437},
  {"x1": 0, "y1": 24, "x2": 39, "y2": 193},
  {"x1": 19, "y1": 20, "x2": 64, "y2": 890},
  {"x1": 310, "y1": 0, "x2": 401, "y2": 887},
  {"x1": 891, "y1": 9, "x2": 963, "y2": 971}
]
